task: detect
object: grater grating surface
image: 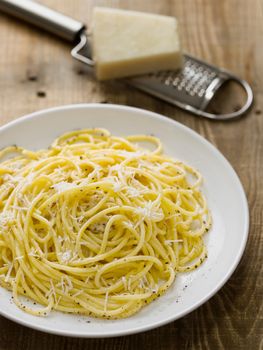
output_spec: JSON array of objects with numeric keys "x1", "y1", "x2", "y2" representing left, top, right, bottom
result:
[
  {"x1": 155, "y1": 57, "x2": 217, "y2": 99},
  {"x1": 127, "y1": 55, "x2": 224, "y2": 110},
  {"x1": 125, "y1": 54, "x2": 254, "y2": 119}
]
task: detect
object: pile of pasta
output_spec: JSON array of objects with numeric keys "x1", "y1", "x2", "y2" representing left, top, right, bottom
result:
[{"x1": 0, "y1": 128, "x2": 211, "y2": 319}]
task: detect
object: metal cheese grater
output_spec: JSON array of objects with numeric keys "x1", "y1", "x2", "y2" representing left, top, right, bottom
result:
[{"x1": 0, "y1": 0, "x2": 253, "y2": 120}]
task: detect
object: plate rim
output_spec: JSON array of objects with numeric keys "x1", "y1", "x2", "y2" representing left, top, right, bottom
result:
[{"x1": 0, "y1": 103, "x2": 249, "y2": 338}]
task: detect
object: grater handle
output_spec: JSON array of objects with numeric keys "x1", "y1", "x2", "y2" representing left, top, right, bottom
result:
[
  {"x1": 196, "y1": 74, "x2": 254, "y2": 120},
  {"x1": 0, "y1": 0, "x2": 85, "y2": 42}
]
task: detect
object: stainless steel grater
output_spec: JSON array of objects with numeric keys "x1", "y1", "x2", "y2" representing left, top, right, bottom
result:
[{"x1": 0, "y1": 0, "x2": 253, "y2": 120}]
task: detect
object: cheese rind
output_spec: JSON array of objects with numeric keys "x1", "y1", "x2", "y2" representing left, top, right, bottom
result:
[{"x1": 92, "y1": 8, "x2": 183, "y2": 80}]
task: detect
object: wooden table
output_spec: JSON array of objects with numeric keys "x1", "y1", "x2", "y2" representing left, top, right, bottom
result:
[{"x1": 0, "y1": 1, "x2": 262, "y2": 349}]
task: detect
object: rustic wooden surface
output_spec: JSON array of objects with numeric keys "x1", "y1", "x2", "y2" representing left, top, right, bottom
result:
[{"x1": 0, "y1": 0, "x2": 262, "y2": 349}]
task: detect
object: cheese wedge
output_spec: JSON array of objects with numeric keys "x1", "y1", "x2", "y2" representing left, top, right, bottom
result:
[{"x1": 91, "y1": 7, "x2": 183, "y2": 80}]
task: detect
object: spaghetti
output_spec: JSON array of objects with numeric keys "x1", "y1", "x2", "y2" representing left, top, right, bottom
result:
[{"x1": 0, "y1": 128, "x2": 211, "y2": 319}]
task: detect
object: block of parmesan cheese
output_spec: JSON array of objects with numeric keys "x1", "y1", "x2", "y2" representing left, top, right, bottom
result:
[{"x1": 91, "y1": 7, "x2": 183, "y2": 80}]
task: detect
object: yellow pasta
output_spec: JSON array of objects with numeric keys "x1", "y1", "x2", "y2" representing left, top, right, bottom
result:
[{"x1": 0, "y1": 128, "x2": 211, "y2": 319}]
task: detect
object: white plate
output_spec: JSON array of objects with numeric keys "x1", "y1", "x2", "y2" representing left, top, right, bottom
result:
[{"x1": 0, "y1": 104, "x2": 249, "y2": 337}]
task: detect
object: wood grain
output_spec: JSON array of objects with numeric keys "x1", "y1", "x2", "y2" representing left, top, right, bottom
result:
[{"x1": 0, "y1": 0, "x2": 262, "y2": 349}]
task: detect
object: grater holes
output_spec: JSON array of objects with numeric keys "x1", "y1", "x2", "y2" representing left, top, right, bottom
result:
[
  {"x1": 146, "y1": 58, "x2": 219, "y2": 98},
  {"x1": 178, "y1": 61, "x2": 218, "y2": 97},
  {"x1": 172, "y1": 77, "x2": 180, "y2": 86}
]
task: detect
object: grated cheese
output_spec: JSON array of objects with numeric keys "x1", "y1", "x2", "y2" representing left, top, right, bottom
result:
[
  {"x1": 52, "y1": 181, "x2": 77, "y2": 193},
  {"x1": 14, "y1": 255, "x2": 24, "y2": 260},
  {"x1": 164, "y1": 239, "x2": 183, "y2": 245},
  {"x1": 25, "y1": 173, "x2": 35, "y2": 184},
  {"x1": 122, "y1": 276, "x2": 127, "y2": 290},
  {"x1": 135, "y1": 201, "x2": 164, "y2": 226},
  {"x1": 64, "y1": 275, "x2": 73, "y2": 291},
  {"x1": 57, "y1": 236, "x2": 64, "y2": 244},
  {"x1": 106, "y1": 176, "x2": 125, "y2": 192},
  {"x1": 0, "y1": 211, "x2": 15, "y2": 227},
  {"x1": 59, "y1": 251, "x2": 72, "y2": 263},
  {"x1": 190, "y1": 219, "x2": 201, "y2": 230},
  {"x1": 126, "y1": 187, "x2": 140, "y2": 197},
  {"x1": 28, "y1": 247, "x2": 41, "y2": 258},
  {"x1": 110, "y1": 163, "x2": 135, "y2": 178},
  {"x1": 110, "y1": 164, "x2": 123, "y2": 173}
]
